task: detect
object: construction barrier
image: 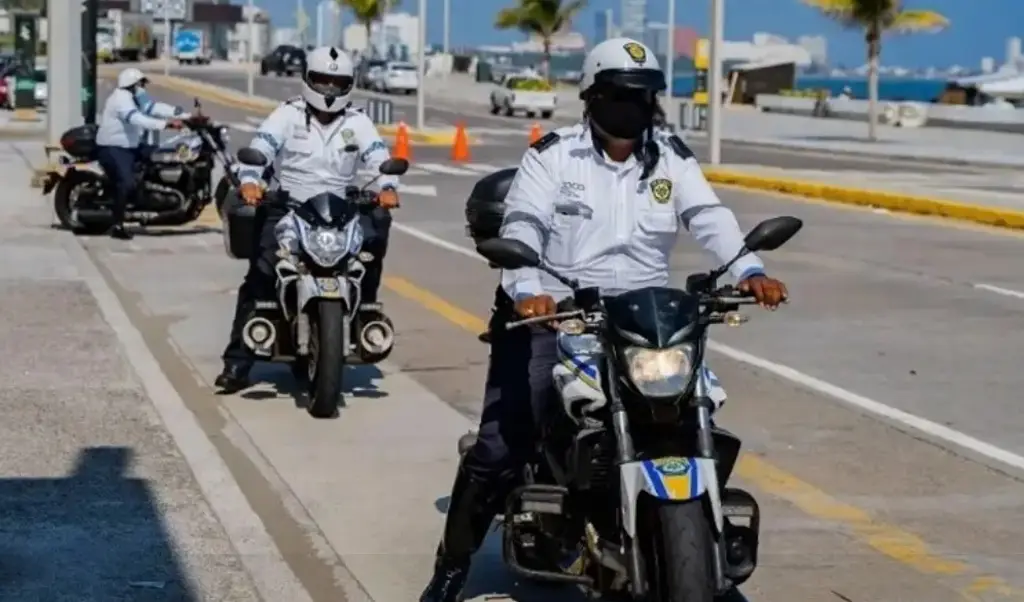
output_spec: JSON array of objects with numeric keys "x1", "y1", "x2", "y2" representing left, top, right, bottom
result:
[{"x1": 365, "y1": 98, "x2": 394, "y2": 125}]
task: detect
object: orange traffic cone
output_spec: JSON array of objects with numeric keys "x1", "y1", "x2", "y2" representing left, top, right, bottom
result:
[
  {"x1": 393, "y1": 122, "x2": 410, "y2": 160},
  {"x1": 528, "y1": 122, "x2": 542, "y2": 145},
  {"x1": 451, "y1": 122, "x2": 470, "y2": 162}
]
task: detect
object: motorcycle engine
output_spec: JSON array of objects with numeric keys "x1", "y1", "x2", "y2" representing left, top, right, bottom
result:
[{"x1": 156, "y1": 166, "x2": 185, "y2": 184}]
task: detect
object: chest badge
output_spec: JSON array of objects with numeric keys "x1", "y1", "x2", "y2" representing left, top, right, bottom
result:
[
  {"x1": 341, "y1": 128, "x2": 355, "y2": 143},
  {"x1": 650, "y1": 178, "x2": 672, "y2": 204}
]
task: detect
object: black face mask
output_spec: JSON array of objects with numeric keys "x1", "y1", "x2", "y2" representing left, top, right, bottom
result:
[{"x1": 588, "y1": 95, "x2": 654, "y2": 140}]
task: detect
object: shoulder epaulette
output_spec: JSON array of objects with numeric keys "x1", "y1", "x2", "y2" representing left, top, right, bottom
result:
[
  {"x1": 666, "y1": 134, "x2": 695, "y2": 160},
  {"x1": 530, "y1": 132, "x2": 561, "y2": 153},
  {"x1": 284, "y1": 96, "x2": 304, "y2": 106}
]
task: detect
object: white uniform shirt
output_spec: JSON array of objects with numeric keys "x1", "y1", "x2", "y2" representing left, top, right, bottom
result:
[
  {"x1": 238, "y1": 98, "x2": 398, "y2": 203},
  {"x1": 96, "y1": 88, "x2": 174, "y2": 148},
  {"x1": 500, "y1": 123, "x2": 764, "y2": 302}
]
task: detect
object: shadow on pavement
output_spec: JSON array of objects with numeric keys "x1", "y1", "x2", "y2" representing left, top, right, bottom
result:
[
  {"x1": 241, "y1": 363, "x2": 387, "y2": 408},
  {"x1": 0, "y1": 446, "x2": 198, "y2": 601}
]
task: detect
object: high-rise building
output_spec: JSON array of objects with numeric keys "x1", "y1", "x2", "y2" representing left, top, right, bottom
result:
[
  {"x1": 645, "y1": 21, "x2": 668, "y2": 56},
  {"x1": 797, "y1": 35, "x2": 828, "y2": 69},
  {"x1": 1007, "y1": 37, "x2": 1022, "y2": 66},
  {"x1": 315, "y1": 0, "x2": 341, "y2": 47},
  {"x1": 620, "y1": 0, "x2": 646, "y2": 41},
  {"x1": 594, "y1": 9, "x2": 614, "y2": 46}
]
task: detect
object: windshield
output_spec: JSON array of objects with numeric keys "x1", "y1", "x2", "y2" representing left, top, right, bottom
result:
[
  {"x1": 294, "y1": 193, "x2": 357, "y2": 229},
  {"x1": 34, "y1": 69, "x2": 45, "y2": 83},
  {"x1": 507, "y1": 77, "x2": 551, "y2": 92},
  {"x1": 390, "y1": 64, "x2": 416, "y2": 72}
]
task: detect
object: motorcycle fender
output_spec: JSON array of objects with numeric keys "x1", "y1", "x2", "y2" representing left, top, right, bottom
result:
[
  {"x1": 296, "y1": 273, "x2": 350, "y2": 312},
  {"x1": 619, "y1": 457, "x2": 723, "y2": 538},
  {"x1": 64, "y1": 162, "x2": 105, "y2": 178},
  {"x1": 43, "y1": 162, "x2": 105, "y2": 194}
]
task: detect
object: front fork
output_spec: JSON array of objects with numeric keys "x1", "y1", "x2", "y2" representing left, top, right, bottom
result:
[{"x1": 610, "y1": 359, "x2": 727, "y2": 598}]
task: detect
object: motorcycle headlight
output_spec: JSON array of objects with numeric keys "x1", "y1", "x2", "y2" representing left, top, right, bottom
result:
[
  {"x1": 622, "y1": 343, "x2": 695, "y2": 399},
  {"x1": 218, "y1": 126, "x2": 230, "y2": 143},
  {"x1": 301, "y1": 227, "x2": 347, "y2": 267}
]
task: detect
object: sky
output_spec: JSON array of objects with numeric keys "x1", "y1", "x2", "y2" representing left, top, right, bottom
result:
[{"x1": 255, "y1": 0, "x2": 1024, "y2": 69}]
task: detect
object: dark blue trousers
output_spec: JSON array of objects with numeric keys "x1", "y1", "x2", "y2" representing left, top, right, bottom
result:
[{"x1": 95, "y1": 145, "x2": 141, "y2": 225}]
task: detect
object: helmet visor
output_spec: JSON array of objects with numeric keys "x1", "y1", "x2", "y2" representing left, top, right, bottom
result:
[
  {"x1": 306, "y1": 71, "x2": 354, "y2": 98},
  {"x1": 593, "y1": 68, "x2": 666, "y2": 93}
]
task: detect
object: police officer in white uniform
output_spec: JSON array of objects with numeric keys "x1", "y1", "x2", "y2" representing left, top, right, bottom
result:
[
  {"x1": 215, "y1": 46, "x2": 400, "y2": 393},
  {"x1": 95, "y1": 67, "x2": 186, "y2": 239},
  {"x1": 420, "y1": 38, "x2": 788, "y2": 601}
]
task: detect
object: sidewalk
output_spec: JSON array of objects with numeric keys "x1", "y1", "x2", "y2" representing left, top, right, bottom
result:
[
  {"x1": 704, "y1": 161, "x2": 1024, "y2": 229},
  {"x1": 684, "y1": 110, "x2": 1024, "y2": 167},
  {"x1": 0, "y1": 141, "x2": 267, "y2": 601}
]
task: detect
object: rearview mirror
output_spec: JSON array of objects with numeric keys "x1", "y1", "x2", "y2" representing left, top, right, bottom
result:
[
  {"x1": 476, "y1": 238, "x2": 540, "y2": 270},
  {"x1": 379, "y1": 158, "x2": 409, "y2": 176},
  {"x1": 743, "y1": 216, "x2": 803, "y2": 252},
  {"x1": 237, "y1": 147, "x2": 268, "y2": 166}
]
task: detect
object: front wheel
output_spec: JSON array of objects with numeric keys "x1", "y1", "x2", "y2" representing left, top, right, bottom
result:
[
  {"x1": 306, "y1": 300, "x2": 347, "y2": 419},
  {"x1": 644, "y1": 499, "x2": 715, "y2": 602}
]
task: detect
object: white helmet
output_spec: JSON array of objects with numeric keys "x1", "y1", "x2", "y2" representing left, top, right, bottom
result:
[
  {"x1": 117, "y1": 67, "x2": 147, "y2": 89},
  {"x1": 301, "y1": 46, "x2": 355, "y2": 113},
  {"x1": 579, "y1": 38, "x2": 665, "y2": 97}
]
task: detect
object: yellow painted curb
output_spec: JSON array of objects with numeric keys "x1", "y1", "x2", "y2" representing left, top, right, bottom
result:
[
  {"x1": 703, "y1": 168, "x2": 1024, "y2": 231},
  {"x1": 143, "y1": 73, "x2": 473, "y2": 145}
]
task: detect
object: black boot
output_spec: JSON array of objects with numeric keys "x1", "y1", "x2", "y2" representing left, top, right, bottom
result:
[
  {"x1": 214, "y1": 362, "x2": 251, "y2": 394},
  {"x1": 109, "y1": 223, "x2": 134, "y2": 240},
  {"x1": 420, "y1": 467, "x2": 501, "y2": 602}
]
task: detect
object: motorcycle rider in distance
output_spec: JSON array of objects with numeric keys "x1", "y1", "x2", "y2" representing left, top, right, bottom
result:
[
  {"x1": 95, "y1": 67, "x2": 187, "y2": 240},
  {"x1": 419, "y1": 37, "x2": 788, "y2": 602},
  {"x1": 215, "y1": 46, "x2": 401, "y2": 393}
]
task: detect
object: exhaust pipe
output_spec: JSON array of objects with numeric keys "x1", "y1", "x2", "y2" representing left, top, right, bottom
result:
[
  {"x1": 242, "y1": 317, "x2": 277, "y2": 352},
  {"x1": 359, "y1": 319, "x2": 394, "y2": 356}
]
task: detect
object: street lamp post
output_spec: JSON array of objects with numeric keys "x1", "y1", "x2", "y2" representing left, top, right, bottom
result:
[
  {"x1": 415, "y1": 0, "x2": 426, "y2": 130},
  {"x1": 707, "y1": 0, "x2": 724, "y2": 164},
  {"x1": 247, "y1": 0, "x2": 255, "y2": 96},
  {"x1": 665, "y1": 0, "x2": 675, "y2": 127},
  {"x1": 163, "y1": 11, "x2": 171, "y2": 75},
  {"x1": 443, "y1": 0, "x2": 450, "y2": 55}
]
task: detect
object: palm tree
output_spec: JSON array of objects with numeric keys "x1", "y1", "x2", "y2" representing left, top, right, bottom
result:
[
  {"x1": 802, "y1": 0, "x2": 948, "y2": 141},
  {"x1": 337, "y1": 0, "x2": 398, "y2": 53},
  {"x1": 495, "y1": 0, "x2": 587, "y2": 82}
]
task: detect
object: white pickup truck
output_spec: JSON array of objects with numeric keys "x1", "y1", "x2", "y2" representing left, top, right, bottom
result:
[{"x1": 489, "y1": 76, "x2": 556, "y2": 119}]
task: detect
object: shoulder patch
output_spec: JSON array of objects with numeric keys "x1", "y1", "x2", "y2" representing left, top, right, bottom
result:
[
  {"x1": 666, "y1": 135, "x2": 695, "y2": 160},
  {"x1": 530, "y1": 132, "x2": 561, "y2": 153},
  {"x1": 285, "y1": 96, "x2": 304, "y2": 106}
]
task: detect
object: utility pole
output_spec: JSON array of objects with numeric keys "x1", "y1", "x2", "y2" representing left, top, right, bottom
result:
[
  {"x1": 707, "y1": 0, "x2": 724, "y2": 164},
  {"x1": 415, "y1": 0, "x2": 425, "y2": 130},
  {"x1": 47, "y1": 0, "x2": 84, "y2": 144},
  {"x1": 247, "y1": 0, "x2": 255, "y2": 96},
  {"x1": 442, "y1": 0, "x2": 450, "y2": 55},
  {"x1": 665, "y1": 0, "x2": 675, "y2": 127}
]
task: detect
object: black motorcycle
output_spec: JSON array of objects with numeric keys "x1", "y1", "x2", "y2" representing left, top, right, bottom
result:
[
  {"x1": 469, "y1": 215, "x2": 802, "y2": 601},
  {"x1": 43, "y1": 103, "x2": 235, "y2": 233}
]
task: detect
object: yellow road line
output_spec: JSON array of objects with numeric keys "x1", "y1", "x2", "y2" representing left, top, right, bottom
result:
[
  {"x1": 703, "y1": 169, "x2": 1024, "y2": 233},
  {"x1": 382, "y1": 273, "x2": 1024, "y2": 600}
]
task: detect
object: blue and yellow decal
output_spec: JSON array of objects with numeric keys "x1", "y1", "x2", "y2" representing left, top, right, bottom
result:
[
  {"x1": 556, "y1": 336, "x2": 601, "y2": 391},
  {"x1": 641, "y1": 457, "x2": 702, "y2": 500}
]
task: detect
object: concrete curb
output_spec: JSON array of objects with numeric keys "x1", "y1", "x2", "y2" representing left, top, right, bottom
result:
[
  {"x1": 703, "y1": 168, "x2": 1024, "y2": 231},
  {"x1": 142, "y1": 73, "x2": 467, "y2": 146}
]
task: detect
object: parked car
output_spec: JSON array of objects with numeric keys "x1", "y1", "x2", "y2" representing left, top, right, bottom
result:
[
  {"x1": 32, "y1": 66, "x2": 46, "y2": 108},
  {"x1": 260, "y1": 45, "x2": 306, "y2": 77},
  {"x1": 372, "y1": 62, "x2": 418, "y2": 95},
  {"x1": 356, "y1": 58, "x2": 387, "y2": 89},
  {"x1": 490, "y1": 75, "x2": 556, "y2": 119}
]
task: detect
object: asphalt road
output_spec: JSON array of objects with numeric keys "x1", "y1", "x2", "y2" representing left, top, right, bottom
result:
[
  {"x1": 167, "y1": 70, "x2": 1013, "y2": 175},
  {"x1": 68, "y1": 77, "x2": 1024, "y2": 600}
]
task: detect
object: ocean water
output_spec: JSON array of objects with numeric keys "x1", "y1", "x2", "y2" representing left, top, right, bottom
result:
[{"x1": 670, "y1": 74, "x2": 949, "y2": 102}]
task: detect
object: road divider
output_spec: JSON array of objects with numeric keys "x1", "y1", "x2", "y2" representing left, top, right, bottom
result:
[
  {"x1": 136, "y1": 72, "x2": 470, "y2": 147},
  {"x1": 703, "y1": 168, "x2": 1024, "y2": 231}
]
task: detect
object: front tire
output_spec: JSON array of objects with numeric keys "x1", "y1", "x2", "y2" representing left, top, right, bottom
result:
[
  {"x1": 306, "y1": 300, "x2": 346, "y2": 419},
  {"x1": 644, "y1": 499, "x2": 715, "y2": 602}
]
